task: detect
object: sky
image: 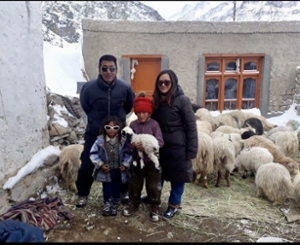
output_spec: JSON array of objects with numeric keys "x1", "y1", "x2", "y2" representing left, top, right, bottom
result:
[
  {"x1": 3, "y1": 41, "x2": 300, "y2": 193},
  {"x1": 140, "y1": 1, "x2": 196, "y2": 19}
]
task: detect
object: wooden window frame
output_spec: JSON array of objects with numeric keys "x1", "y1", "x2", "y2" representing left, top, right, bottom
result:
[{"x1": 203, "y1": 54, "x2": 264, "y2": 112}]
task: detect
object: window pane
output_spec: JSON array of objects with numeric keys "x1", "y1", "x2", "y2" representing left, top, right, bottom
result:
[
  {"x1": 205, "y1": 101, "x2": 218, "y2": 111},
  {"x1": 207, "y1": 62, "x2": 219, "y2": 71},
  {"x1": 242, "y1": 78, "x2": 256, "y2": 109},
  {"x1": 205, "y1": 78, "x2": 219, "y2": 111},
  {"x1": 224, "y1": 78, "x2": 237, "y2": 110},
  {"x1": 244, "y1": 62, "x2": 257, "y2": 71},
  {"x1": 226, "y1": 61, "x2": 237, "y2": 71},
  {"x1": 206, "y1": 78, "x2": 219, "y2": 100}
]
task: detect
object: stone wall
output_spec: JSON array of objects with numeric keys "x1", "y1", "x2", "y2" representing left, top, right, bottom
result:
[
  {"x1": 46, "y1": 92, "x2": 86, "y2": 146},
  {"x1": 293, "y1": 67, "x2": 300, "y2": 115}
]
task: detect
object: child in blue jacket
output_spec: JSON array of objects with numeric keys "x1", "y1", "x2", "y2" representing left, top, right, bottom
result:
[{"x1": 90, "y1": 115, "x2": 133, "y2": 216}]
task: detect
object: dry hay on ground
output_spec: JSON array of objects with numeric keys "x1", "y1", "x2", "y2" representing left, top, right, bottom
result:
[
  {"x1": 44, "y1": 169, "x2": 300, "y2": 242},
  {"x1": 161, "y1": 171, "x2": 300, "y2": 225},
  {"x1": 87, "y1": 170, "x2": 299, "y2": 225}
]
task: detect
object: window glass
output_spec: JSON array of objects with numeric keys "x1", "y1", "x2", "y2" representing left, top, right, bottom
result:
[
  {"x1": 205, "y1": 101, "x2": 218, "y2": 111},
  {"x1": 206, "y1": 78, "x2": 219, "y2": 100},
  {"x1": 224, "y1": 78, "x2": 237, "y2": 110},
  {"x1": 207, "y1": 62, "x2": 220, "y2": 71},
  {"x1": 242, "y1": 78, "x2": 256, "y2": 109},
  {"x1": 205, "y1": 78, "x2": 219, "y2": 111},
  {"x1": 224, "y1": 78, "x2": 237, "y2": 99},
  {"x1": 226, "y1": 61, "x2": 237, "y2": 71},
  {"x1": 244, "y1": 62, "x2": 257, "y2": 70},
  {"x1": 203, "y1": 55, "x2": 261, "y2": 112}
]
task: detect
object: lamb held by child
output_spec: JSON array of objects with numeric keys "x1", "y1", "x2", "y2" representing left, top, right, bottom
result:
[{"x1": 121, "y1": 126, "x2": 160, "y2": 171}]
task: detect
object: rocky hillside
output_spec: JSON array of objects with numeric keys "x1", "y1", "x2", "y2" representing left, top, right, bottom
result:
[
  {"x1": 170, "y1": 1, "x2": 300, "y2": 21},
  {"x1": 41, "y1": 1, "x2": 164, "y2": 46}
]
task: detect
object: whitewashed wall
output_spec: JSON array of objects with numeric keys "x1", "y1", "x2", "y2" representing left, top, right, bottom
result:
[{"x1": 0, "y1": 2, "x2": 49, "y2": 185}]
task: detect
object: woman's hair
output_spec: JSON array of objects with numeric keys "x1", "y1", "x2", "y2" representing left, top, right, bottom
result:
[
  {"x1": 99, "y1": 115, "x2": 124, "y2": 144},
  {"x1": 152, "y1": 69, "x2": 178, "y2": 109}
]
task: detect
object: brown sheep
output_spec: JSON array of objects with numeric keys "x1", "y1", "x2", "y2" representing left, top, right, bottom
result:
[
  {"x1": 267, "y1": 131, "x2": 299, "y2": 158},
  {"x1": 58, "y1": 144, "x2": 84, "y2": 192}
]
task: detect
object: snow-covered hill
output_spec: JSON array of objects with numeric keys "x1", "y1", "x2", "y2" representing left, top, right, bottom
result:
[
  {"x1": 42, "y1": 1, "x2": 164, "y2": 46},
  {"x1": 169, "y1": 1, "x2": 300, "y2": 21}
]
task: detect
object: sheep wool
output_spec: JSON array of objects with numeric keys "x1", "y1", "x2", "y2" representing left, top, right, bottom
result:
[
  {"x1": 234, "y1": 146, "x2": 274, "y2": 179},
  {"x1": 255, "y1": 162, "x2": 294, "y2": 205},
  {"x1": 293, "y1": 171, "x2": 300, "y2": 206},
  {"x1": 213, "y1": 135, "x2": 236, "y2": 187},
  {"x1": 242, "y1": 135, "x2": 299, "y2": 176},
  {"x1": 192, "y1": 131, "x2": 214, "y2": 188},
  {"x1": 121, "y1": 126, "x2": 160, "y2": 171},
  {"x1": 58, "y1": 144, "x2": 84, "y2": 192}
]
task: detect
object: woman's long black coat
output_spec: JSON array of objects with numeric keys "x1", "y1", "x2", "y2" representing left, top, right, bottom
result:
[{"x1": 152, "y1": 86, "x2": 198, "y2": 183}]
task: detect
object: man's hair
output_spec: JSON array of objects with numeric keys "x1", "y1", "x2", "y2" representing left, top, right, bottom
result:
[{"x1": 98, "y1": 54, "x2": 117, "y2": 69}]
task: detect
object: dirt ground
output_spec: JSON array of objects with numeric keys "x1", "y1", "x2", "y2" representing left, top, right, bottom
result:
[{"x1": 44, "y1": 169, "x2": 300, "y2": 243}]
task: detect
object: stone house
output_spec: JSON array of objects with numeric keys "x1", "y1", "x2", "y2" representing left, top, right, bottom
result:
[{"x1": 81, "y1": 19, "x2": 300, "y2": 117}]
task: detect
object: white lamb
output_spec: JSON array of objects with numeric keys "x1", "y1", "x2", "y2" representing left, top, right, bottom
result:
[
  {"x1": 121, "y1": 126, "x2": 160, "y2": 171},
  {"x1": 196, "y1": 120, "x2": 213, "y2": 136},
  {"x1": 234, "y1": 146, "x2": 274, "y2": 179},
  {"x1": 212, "y1": 132, "x2": 243, "y2": 157},
  {"x1": 255, "y1": 162, "x2": 294, "y2": 205},
  {"x1": 194, "y1": 108, "x2": 217, "y2": 131},
  {"x1": 192, "y1": 131, "x2": 214, "y2": 188},
  {"x1": 213, "y1": 134, "x2": 236, "y2": 187}
]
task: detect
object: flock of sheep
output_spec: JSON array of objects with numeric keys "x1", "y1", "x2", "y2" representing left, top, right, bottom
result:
[
  {"x1": 192, "y1": 107, "x2": 300, "y2": 206},
  {"x1": 57, "y1": 107, "x2": 300, "y2": 208}
]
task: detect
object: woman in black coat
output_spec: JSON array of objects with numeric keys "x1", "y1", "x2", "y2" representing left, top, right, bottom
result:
[{"x1": 151, "y1": 69, "x2": 198, "y2": 219}]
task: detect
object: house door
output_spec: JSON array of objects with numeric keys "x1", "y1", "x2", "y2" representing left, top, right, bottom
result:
[{"x1": 130, "y1": 57, "x2": 161, "y2": 100}]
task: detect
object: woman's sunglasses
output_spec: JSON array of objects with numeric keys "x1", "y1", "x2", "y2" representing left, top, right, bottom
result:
[
  {"x1": 104, "y1": 125, "x2": 120, "y2": 131},
  {"x1": 158, "y1": 80, "x2": 172, "y2": 87},
  {"x1": 101, "y1": 67, "x2": 116, "y2": 73}
]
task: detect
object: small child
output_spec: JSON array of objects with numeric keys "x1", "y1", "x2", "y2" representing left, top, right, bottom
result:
[
  {"x1": 90, "y1": 115, "x2": 133, "y2": 216},
  {"x1": 122, "y1": 91, "x2": 164, "y2": 222}
]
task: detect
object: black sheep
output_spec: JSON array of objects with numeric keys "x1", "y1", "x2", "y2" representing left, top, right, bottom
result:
[{"x1": 243, "y1": 117, "x2": 264, "y2": 135}]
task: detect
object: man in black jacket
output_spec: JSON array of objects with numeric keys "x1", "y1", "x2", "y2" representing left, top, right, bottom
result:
[{"x1": 76, "y1": 54, "x2": 135, "y2": 208}]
